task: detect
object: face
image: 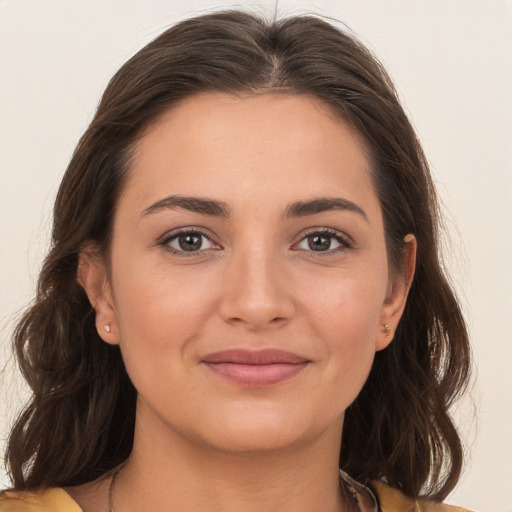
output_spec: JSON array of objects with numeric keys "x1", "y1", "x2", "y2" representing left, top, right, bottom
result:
[{"x1": 82, "y1": 93, "x2": 412, "y2": 455}]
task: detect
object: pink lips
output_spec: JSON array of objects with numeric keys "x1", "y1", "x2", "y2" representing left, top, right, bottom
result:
[{"x1": 202, "y1": 349, "x2": 310, "y2": 387}]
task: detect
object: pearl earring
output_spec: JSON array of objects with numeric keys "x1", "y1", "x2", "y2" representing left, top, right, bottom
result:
[
  {"x1": 104, "y1": 324, "x2": 111, "y2": 333},
  {"x1": 384, "y1": 324, "x2": 391, "y2": 337}
]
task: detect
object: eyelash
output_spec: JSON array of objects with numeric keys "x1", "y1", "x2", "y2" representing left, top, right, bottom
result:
[
  {"x1": 159, "y1": 227, "x2": 353, "y2": 257},
  {"x1": 159, "y1": 228, "x2": 221, "y2": 257},
  {"x1": 292, "y1": 228, "x2": 354, "y2": 255}
]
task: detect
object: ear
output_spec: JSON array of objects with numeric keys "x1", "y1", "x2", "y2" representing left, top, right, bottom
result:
[
  {"x1": 376, "y1": 234, "x2": 417, "y2": 351},
  {"x1": 77, "y1": 247, "x2": 120, "y2": 345}
]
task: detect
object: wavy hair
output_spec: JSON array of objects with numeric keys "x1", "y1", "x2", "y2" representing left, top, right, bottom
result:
[{"x1": 5, "y1": 10, "x2": 470, "y2": 500}]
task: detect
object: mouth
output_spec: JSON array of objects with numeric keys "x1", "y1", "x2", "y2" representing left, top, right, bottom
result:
[{"x1": 201, "y1": 349, "x2": 311, "y2": 387}]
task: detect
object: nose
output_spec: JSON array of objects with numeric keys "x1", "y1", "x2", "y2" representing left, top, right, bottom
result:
[{"x1": 218, "y1": 245, "x2": 295, "y2": 330}]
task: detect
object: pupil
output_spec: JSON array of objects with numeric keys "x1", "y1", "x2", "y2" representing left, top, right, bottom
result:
[
  {"x1": 179, "y1": 233, "x2": 202, "y2": 251},
  {"x1": 308, "y1": 235, "x2": 330, "y2": 251}
]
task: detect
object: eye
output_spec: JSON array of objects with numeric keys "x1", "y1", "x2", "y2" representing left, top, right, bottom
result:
[
  {"x1": 293, "y1": 229, "x2": 352, "y2": 253},
  {"x1": 162, "y1": 230, "x2": 218, "y2": 254}
]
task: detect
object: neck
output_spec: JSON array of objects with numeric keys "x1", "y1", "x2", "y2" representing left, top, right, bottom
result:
[{"x1": 114, "y1": 408, "x2": 349, "y2": 512}]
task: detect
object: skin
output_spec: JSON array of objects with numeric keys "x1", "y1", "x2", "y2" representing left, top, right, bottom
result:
[{"x1": 74, "y1": 93, "x2": 416, "y2": 512}]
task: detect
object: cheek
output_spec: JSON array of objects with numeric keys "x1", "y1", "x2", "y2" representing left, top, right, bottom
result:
[
  {"x1": 110, "y1": 272, "x2": 221, "y2": 429},
  {"x1": 301, "y1": 264, "x2": 386, "y2": 342},
  {"x1": 299, "y1": 265, "x2": 387, "y2": 397},
  {"x1": 110, "y1": 258, "x2": 219, "y2": 378}
]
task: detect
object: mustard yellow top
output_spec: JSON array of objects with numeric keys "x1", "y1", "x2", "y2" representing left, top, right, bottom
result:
[
  {"x1": 0, "y1": 488, "x2": 80, "y2": 511},
  {"x1": 369, "y1": 481, "x2": 473, "y2": 512},
  {"x1": 0, "y1": 482, "x2": 474, "y2": 512}
]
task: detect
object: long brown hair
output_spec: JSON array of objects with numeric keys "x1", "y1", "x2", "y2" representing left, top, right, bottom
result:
[{"x1": 5, "y1": 10, "x2": 470, "y2": 500}]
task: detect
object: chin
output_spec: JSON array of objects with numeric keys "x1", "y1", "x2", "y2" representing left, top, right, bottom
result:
[{"x1": 185, "y1": 404, "x2": 335, "y2": 455}]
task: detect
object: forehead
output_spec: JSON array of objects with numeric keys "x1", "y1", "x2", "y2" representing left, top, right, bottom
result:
[{"x1": 123, "y1": 92, "x2": 379, "y2": 219}]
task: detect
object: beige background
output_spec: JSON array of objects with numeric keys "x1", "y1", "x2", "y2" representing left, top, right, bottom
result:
[{"x1": 1, "y1": 1, "x2": 511, "y2": 510}]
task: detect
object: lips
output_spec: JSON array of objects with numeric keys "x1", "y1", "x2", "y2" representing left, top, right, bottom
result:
[{"x1": 202, "y1": 349, "x2": 310, "y2": 386}]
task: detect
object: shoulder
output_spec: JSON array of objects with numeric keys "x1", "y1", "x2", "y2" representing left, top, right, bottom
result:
[
  {"x1": 0, "y1": 488, "x2": 82, "y2": 512},
  {"x1": 370, "y1": 480, "x2": 475, "y2": 512}
]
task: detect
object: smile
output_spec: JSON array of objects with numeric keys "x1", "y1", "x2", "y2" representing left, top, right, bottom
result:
[{"x1": 202, "y1": 349, "x2": 311, "y2": 387}]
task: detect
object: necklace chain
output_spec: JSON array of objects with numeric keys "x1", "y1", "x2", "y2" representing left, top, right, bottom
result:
[
  {"x1": 108, "y1": 464, "x2": 123, "y2": 512},
  {"x1": 106, "y1": 467, "x2": 372, "y2": 512}
]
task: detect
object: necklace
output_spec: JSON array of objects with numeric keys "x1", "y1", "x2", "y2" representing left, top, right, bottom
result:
[
  {"x1": 107, "y1": 466, "x2": 376, "y2": 512},
  {"x1": 108, "y1": 463, "x2": 124, "y2": 512}
]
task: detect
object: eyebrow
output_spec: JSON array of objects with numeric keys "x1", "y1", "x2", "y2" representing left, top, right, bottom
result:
[
  {"x1": 141, "y1": 195, "x2": 231, "y2": 218},
  {"x1": 283, "y1": 197, "x2": 368, "y2": 222},
  {"x1": 141, "y1": 195, "x2": 367, "y2": 222}
]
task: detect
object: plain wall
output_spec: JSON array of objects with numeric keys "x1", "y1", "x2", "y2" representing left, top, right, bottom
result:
[{"x1": 1, "y1": 1, "x2": 511, "y2": 510}]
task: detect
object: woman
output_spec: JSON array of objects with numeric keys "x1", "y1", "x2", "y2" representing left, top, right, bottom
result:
[{"x1": 0, "y1": 10, "x2": 472, "y2": 512}]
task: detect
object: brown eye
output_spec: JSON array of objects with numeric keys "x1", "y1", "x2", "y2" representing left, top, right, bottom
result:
[
  {"x1": 294, "y1": 229, "x2": 351, "y2": 254},
  {"x1": 307, "y1": 234, "x2": 331, "y2": 251},
  {"x1": 178, "y1": 233, "x2": 202, "y2": 251},
  {"x1": 164, "y1": 231, "x2": 216, "y2": 254}
]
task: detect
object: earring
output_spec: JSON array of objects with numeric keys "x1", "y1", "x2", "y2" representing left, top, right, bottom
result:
[
  {"x1": 384, "y1": 324, "x2": 391, "y2": 337},
  {"x1": 103, "y1": 324, "x2": 111, "y2": 333}
]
